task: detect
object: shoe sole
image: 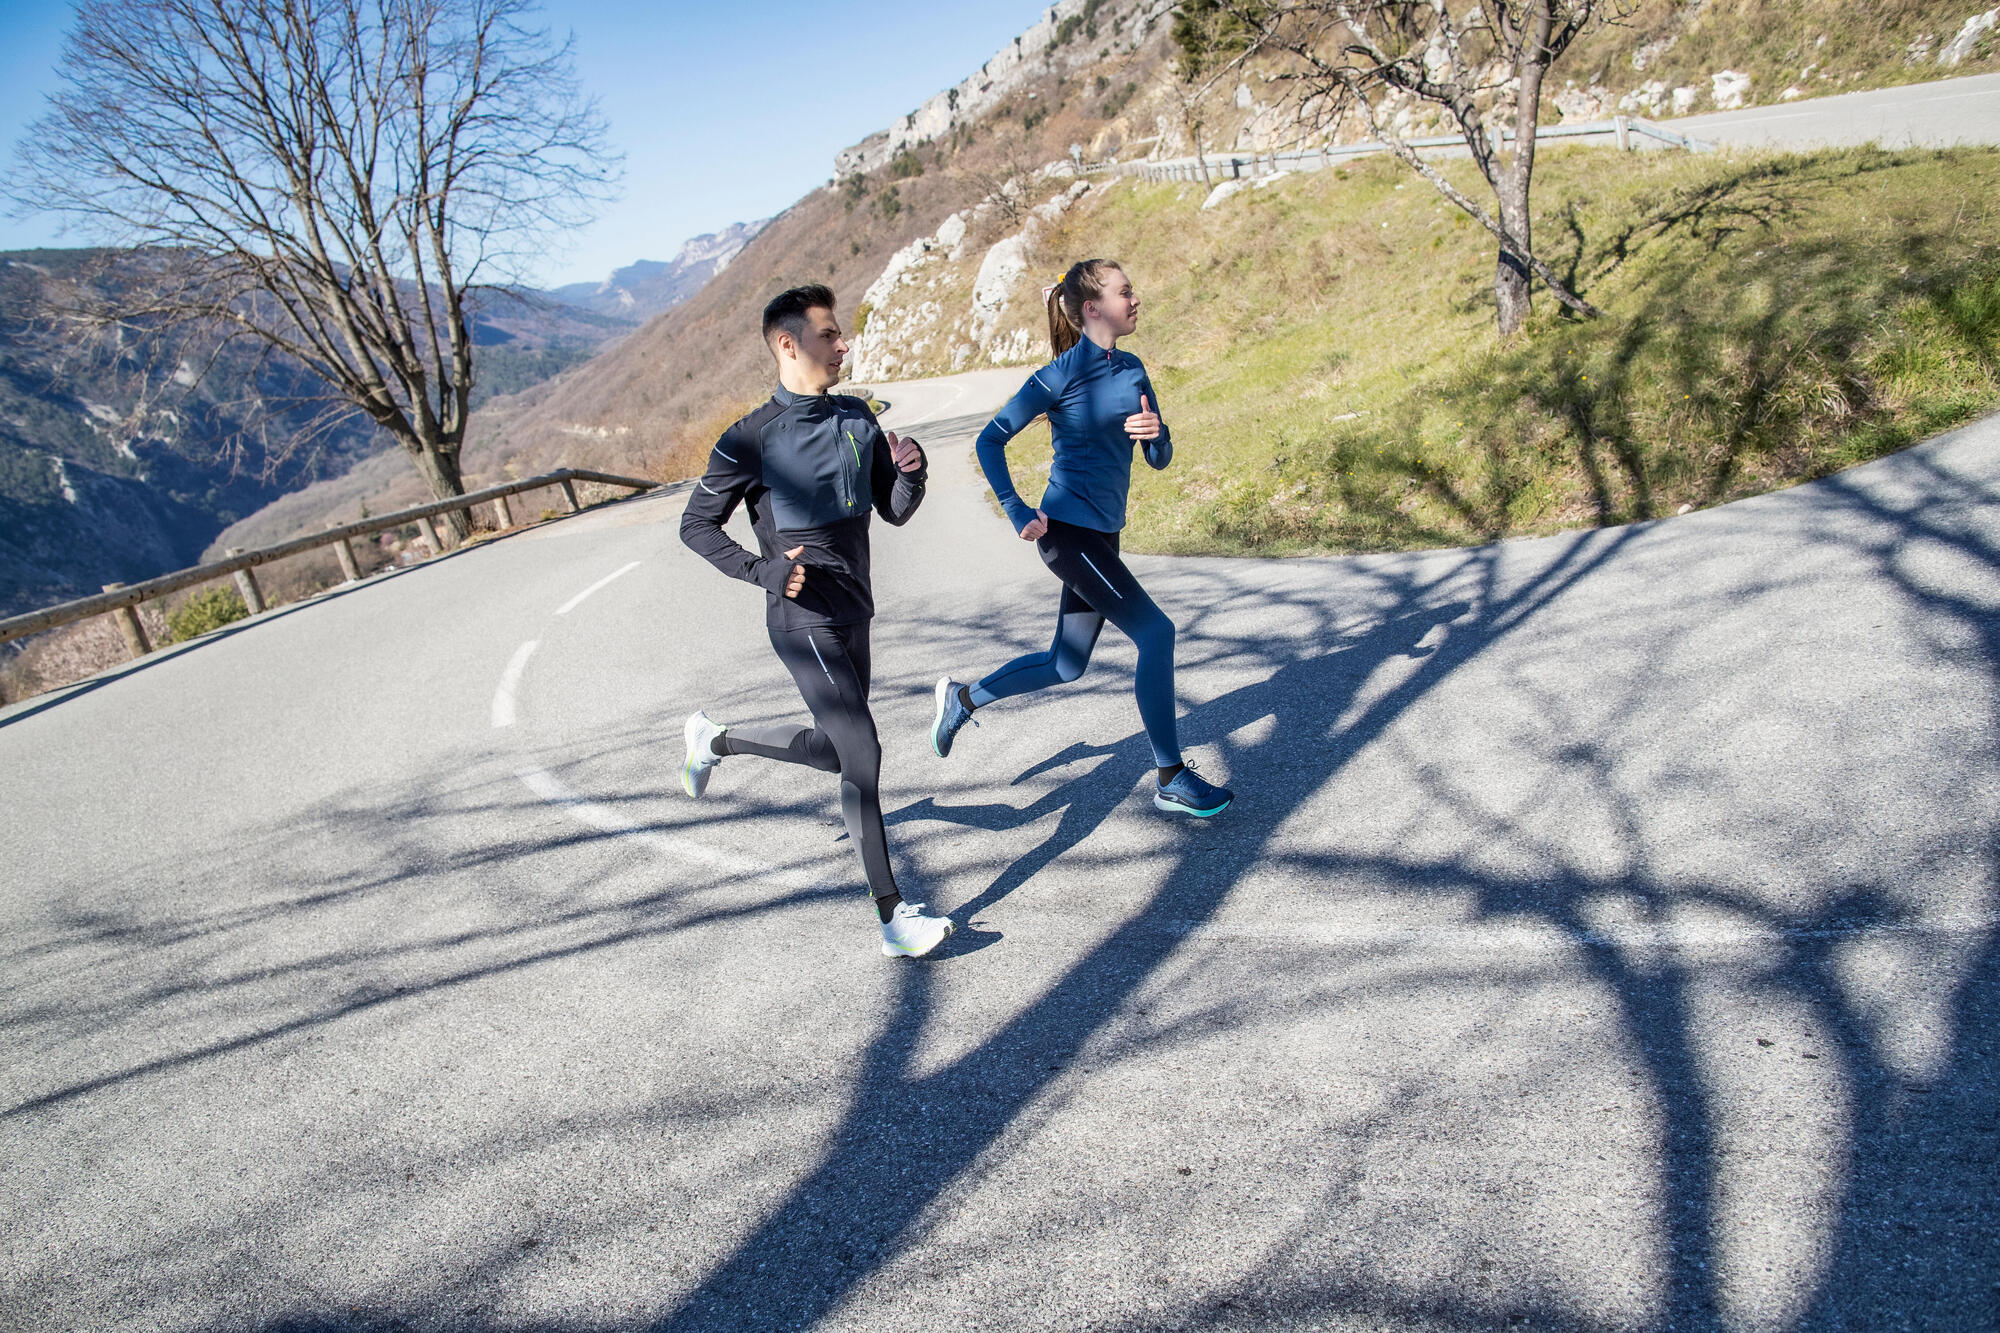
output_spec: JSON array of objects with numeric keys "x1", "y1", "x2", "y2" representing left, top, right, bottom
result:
[
  {"x1": 682, "y1": 713, "x2": 714, "y2": 800},
  {"x1": 1154, "y1": 792, "x2": 1232, "y2": 817},
  {"x1": 882, "y1": 919, "x2": 956, "y2": 957},
  {"x1": 930, "y1": 677, "x2": 954, "y2": 758}
]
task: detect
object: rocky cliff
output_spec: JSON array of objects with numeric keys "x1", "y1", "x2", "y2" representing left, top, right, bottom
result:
[{"x1": 835, "y1": 0, "x2": 1176, "y2": 177}]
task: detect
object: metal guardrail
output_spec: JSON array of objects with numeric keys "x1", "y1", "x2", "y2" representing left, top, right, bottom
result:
[
  {"x1": 0, "y1": 466, "x2": 659, "y2": 657},
  {"x1": 1094, "y1": 116, "x2": 1713, "y2": 183}
]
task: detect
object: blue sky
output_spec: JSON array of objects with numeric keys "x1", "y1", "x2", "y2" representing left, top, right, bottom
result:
[{"x1": 0, "y1": 0, "x2": 1047, "y2": 287}]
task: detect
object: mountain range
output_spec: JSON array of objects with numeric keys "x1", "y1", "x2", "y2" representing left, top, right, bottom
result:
[
  {"x1": 19, "y1": 0, "x2": 1956, "y2": 626},
  {"x1": 547, "y1": 220, "x2": 772, "y2": 323}
]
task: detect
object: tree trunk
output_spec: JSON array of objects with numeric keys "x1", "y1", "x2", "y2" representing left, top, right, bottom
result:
[
  {"x1": 1494, "y1": 168, "x2": 1534, "y2": 336},
  {"x1": 1496, "y1": 34, "x2": 1551, "y2": 336},
  {"x1": 408, "y1": 441, "x2": 472, "y2": 538},
  {"x1": 1183, "y1": 102, "x2": 1213, "y2": 187}
]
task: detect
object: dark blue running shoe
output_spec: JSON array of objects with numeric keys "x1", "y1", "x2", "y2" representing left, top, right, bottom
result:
[
  {"x1": 1154, "y1": 762, "x2": 1232, "y2": 817},
  {"x1": 931, "y1": 676, "x2": 979, "y2": 758}
]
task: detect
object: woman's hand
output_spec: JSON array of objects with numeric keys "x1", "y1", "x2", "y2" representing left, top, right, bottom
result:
[
  {"x1": 1123, "y1": 394, "x2": 1161, "y2": 442},
  {"x1": 782, "y1": 546, "x2": 807, "y2": 598},
  {"x1": 1020, "y1": 510, "x2": 1049, "y2": 541}
]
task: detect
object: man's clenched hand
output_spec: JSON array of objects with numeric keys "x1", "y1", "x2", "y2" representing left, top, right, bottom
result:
[
  {"x1": 783, "y1": 546, "x2": 807, "y2": 599},
  {"x1": 887, "y1": 430, "x2": 923, "y2": 473}
]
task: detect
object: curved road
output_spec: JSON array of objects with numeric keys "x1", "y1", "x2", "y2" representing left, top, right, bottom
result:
[
  {"x1": 4, "y1": 368, "x2": 1998, "y2": 1331},
  {"x1": 1661, "y1": 70, "x2": 2000, "y2": 150}
]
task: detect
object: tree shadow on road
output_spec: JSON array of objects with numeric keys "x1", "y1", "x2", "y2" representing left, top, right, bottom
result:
[
  {"x1": 643, "y1": 523, "x2": 1636, "y2": 1330},
  {"x1": 1088, "y1": 431, "x2": 2000, "y2": 1332},
  {"x1": 644, "y1": 424, "x2": 2000, "y2": 1330}
]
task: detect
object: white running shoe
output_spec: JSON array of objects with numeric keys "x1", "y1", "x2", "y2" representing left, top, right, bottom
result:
[
  {"x1": 880, "y1": 901, "x2": 955, "y2": 958},
  {"x1": 930, "y1": 676, "x2": 978, "y2": 758},
  {"x1": 682, "y1": 711, "x2": 726, "y2": 799}
]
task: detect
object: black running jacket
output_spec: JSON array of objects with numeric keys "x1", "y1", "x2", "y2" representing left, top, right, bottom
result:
[{"x1": 679, "y1": 385, "x2": 927, "y2": 628}]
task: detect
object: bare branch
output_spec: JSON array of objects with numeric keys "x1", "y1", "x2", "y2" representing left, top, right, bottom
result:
[
  {"x1": 9, "y1": 0, "x2": 622, "y2": 524},
  {"x1": 1209, "y1": 0, "x2": 1618, "y2": 332}
]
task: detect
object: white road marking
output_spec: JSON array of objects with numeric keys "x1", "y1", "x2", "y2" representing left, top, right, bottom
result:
[
  {"x1": 555, "y1": 561, "x2": 641, "y2": 616},
  {"x1": 491, "y1": 640, "x2": 538, "y2": 728},
  {"x1": 493, "y1": 602, "x2": 816, "y2": 888},
  {"x1": 515, "y1": 765, "x2": 767, "y2": 876}
]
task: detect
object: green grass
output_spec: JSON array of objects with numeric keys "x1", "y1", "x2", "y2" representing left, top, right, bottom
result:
[{"x1": 1016, "y1": 146, "x2": 2000, "y2": 555}]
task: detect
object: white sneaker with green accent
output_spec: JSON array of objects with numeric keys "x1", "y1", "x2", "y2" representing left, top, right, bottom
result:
[
  {"x1": 682, "y1": 711, "x2": 726, "y2": 799},
  {"x1": 880, "y1": 901, "x2": 955, "y2": 957}
]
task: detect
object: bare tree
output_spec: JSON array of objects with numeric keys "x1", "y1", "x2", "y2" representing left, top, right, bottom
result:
[
  {"x1": 951, "y1": 147, "x2": 1041, "y2": 228},
  {"x1": 1217, "y1": 0, "x2": 1611, "y2": 334},
  {"x1": 11, "y1": 0, "x2": 618, "y2": 533},
  {"x1": 1169, "y1": 0, "x2": 1264, "y2": 188}
]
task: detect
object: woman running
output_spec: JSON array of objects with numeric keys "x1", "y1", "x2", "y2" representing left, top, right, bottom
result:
[{"x1": 928, "y1": 259, "x2": 1232, "y2": 817}]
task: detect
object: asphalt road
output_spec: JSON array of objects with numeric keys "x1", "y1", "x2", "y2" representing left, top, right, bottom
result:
[
  {"x1": 4, "y1": 361, "x2": 1998, "y2": 1331},
  {"x1": 1658, "y1": 71, "x2": 2000, "y2": 150}
]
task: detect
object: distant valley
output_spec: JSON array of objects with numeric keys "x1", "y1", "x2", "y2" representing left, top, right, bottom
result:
[{"x1": 0, "y1": 220, "x2": 768, "y2": 620}]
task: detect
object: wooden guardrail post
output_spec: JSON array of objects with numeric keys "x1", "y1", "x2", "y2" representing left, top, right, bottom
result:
[
  {"x1": 327, "y1": 522, "x2": 362, "y2": 583},
  {"x1": 558, "y1": 478, "x2": 581, "y2": 513},
  {"x1": 414, "y1": 514, "x2": 446, "y2": 554},
  {"x1": 1614, "y1": 114, "x2": 1632, "y2": 152},
  {"x1": 225, "y1": 549, "x2": 266, "y2": 615},
  {"x1": 493, "y1": 491, "x2": 514, "y2": 529},
  {"x1": 102, "y1": 583, "x2": 152, "y2": 658}
]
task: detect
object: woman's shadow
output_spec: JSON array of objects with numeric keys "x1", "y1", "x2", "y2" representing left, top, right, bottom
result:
[{"x1": 888, "y1": 596, "x2": 1475, "y2": 929}]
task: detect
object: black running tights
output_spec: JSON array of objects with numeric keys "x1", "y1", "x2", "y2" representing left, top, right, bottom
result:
[{"x1": 718, "y1": 621, "x2": 897, "y2": 901}]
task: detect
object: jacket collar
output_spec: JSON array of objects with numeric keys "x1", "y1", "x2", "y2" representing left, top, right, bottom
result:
[
  {"x1": 1065, "y1": 339, "x2": 1119, "y2": 366},
  {"x1": 773, "y1": 384, "x2": 832, "y2": 409}
]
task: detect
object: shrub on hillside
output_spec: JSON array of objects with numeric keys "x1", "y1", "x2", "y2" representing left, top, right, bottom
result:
[{"x1": 167, "y1": 587, "x2": 249, "y2": 642}]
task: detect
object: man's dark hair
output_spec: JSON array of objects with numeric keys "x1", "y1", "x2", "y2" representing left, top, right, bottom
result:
[{"x1": 762, "y1": 283, "x2": 837, "y2": 345}]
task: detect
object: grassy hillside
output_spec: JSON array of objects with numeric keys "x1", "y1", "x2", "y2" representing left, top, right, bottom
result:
[
  {"x1": 212, "y1": 0, "x2": 1997, "y2": 545},
  {"x1": 471, "y1": 0, "x2": 1995, "y2": 501},
  {"x1": 988, "y1": 145, "x2": 2000, "y2": 555}
]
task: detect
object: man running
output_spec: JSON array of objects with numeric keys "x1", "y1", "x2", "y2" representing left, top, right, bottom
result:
[{"x1": 678, "y1": 284, "x2": 955, "y2": 958}]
